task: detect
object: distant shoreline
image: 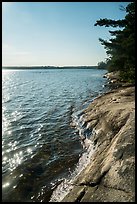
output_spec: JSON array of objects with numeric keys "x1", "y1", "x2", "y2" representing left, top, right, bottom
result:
[{"x1": 2, "y1": 65, "x2": 105, "y2": 70}]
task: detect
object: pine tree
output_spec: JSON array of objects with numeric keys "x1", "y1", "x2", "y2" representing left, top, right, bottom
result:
[{"x1": 94, "y1": 2, "x2": 135, "y2": 83}]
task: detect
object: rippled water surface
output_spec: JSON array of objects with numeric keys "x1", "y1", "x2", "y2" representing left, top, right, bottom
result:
[{"x1": 2, "y1": 68, "x2": 108, "y2": 202}]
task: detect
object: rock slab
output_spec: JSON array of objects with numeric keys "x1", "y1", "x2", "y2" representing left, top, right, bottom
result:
[{"x1": 61, "y1": 86, "x2": 135, "y2": 202}]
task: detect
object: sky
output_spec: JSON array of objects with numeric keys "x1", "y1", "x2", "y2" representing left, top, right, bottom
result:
[{"x1": 2, "y1": 2, "x2": 130, "y2": 67}]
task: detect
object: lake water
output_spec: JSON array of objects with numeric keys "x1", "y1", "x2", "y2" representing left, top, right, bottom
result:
[{"x1": 2, "y1": 68, "x2": 108, "y2": 202}]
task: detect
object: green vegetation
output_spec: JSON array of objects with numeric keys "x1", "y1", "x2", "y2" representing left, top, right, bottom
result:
[
  {"x1": 97, "y1": 61, "x2": 107, "y2": 69},
  {"x1": 95, "y1": 2, "x2": 135, "y2": 83}
]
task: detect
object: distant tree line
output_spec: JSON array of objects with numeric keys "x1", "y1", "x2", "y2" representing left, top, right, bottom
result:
[
  {"x1": 97, "y1": 61, "x2": 107, "y2": 69},
  {"x1": 95, "y1": 2, "x2": 135, "y2": 83}
]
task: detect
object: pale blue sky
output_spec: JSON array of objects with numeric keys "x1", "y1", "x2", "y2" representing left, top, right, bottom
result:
[{"x1": 2, "y1": 2, "x2": 129, "y2": 66}]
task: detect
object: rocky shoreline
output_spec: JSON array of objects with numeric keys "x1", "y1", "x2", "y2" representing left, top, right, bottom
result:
[
  {"x1": 50, "y1": 72, "x2": 135, "y2": 202},
  {"x1": 60, "y1": 85, "x2": 135, "y2": 202}
]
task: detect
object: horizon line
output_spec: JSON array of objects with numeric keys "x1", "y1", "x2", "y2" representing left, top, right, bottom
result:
[{"x1": 2, "y1": 65, "x2": 97, "y2": 67}]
